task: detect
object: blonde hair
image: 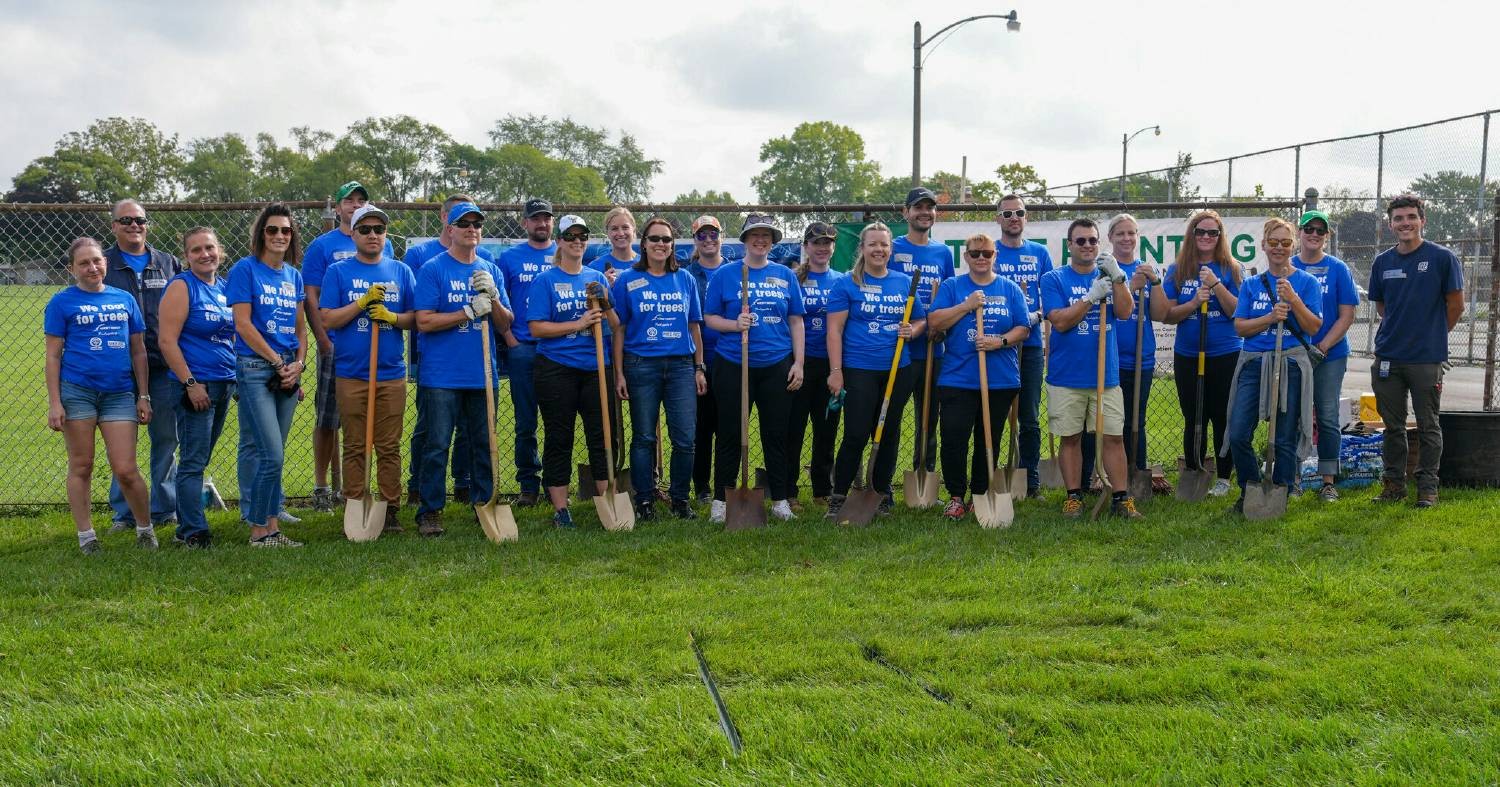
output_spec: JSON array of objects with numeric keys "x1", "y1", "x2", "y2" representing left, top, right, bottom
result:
[
  {"x1": 1262, "y1": 216, "x2": 1295, "y2": 241},
  {"x1": 965, "y1": 232, "x2": 995, "y2": 249},
  {"x1": 849, "y1": 222, "x2": 892, "y2": 287},
  {"x1": 1107, "y1": 213, "x2": 1139, "y2": 237},
  {"x1": 603, "y1": 206, "x2": 636, "y2": 233}
]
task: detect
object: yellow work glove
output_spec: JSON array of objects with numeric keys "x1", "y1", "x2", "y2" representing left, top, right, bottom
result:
[{"x1": 355, "y1": 284, "x2": 387, "y2": 310}]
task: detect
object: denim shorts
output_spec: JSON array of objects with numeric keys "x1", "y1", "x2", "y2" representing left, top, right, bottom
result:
[{"x1": 60, "y1": 379, "x2": 137, "y2": 422}]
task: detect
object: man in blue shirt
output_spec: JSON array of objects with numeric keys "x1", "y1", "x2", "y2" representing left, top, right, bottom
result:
[
  {"x1": 893, "y1": 187, "x2": 956, "y2": 480},
  {"x1": 1367, "y1": 194, "x2": 1465, "y2": 508},
  {"x1": 101, "y1": 198, "x2": 182, "y2": 532},
  {"x1": 495, "y1": 198, "x2": 556, "y2": 506},
  {"x1": 992, "y1": 194, "x2": 1051, "y2": 495}
]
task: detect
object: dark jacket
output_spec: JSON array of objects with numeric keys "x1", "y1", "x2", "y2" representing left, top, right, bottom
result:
[{"x1": 103, "y1": 243, "x2": 182, "y2": 370}]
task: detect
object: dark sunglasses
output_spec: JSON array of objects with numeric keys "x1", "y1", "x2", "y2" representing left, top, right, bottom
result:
[
  {"x1": 264, "y1": 226, "x2": 294, "y2": 236},
  {"x1": 1071, "y1": 237, "x2": 1099, "y2": 246},
  {"x1": 998, "y1": 209, "x2": 1026, "y2": 219},
  {"x1": 1301, "y1": 225, "x2": 1328, "y2": 236},
  {"x1": 1193, "y1": 227, "x2": 1222, "y2": 238},
  {"x1": 966, "y1": 249, "x2": 995, "y2": 259},
  {"x1": 354, "y1": 225, "x2": 387, "y2": 236},
  {"x1": 695, "y1": 230, "x2": 720, "y2": 241},
  {"x1": 561, "y1": 233, "x2": 588, "y2": 242},
  {"x1": 452, "y1": 219, "x2": 484, "y2": 229},
  {"x1": 114, "y1": 216, "x2": 149, "y2": 227},
  {"x1": 644, "y1": 234, "x2": 675, "y2": 244}
]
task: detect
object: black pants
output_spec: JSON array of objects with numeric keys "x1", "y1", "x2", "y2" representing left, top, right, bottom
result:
[
  {"x1": 1174, "y1": 351, "x2": 1236, "y2": 480},
  {"x1": 788, "y1": 356, "x2": 839, "y2": 498},
  {"x1": 534, "y1": 355, "x2": 613, "y2": 490},
  {"x1": 714, "y1": 354, "x2": 796, "y2": 500},
  {"x1": 833, "y1": 366, "x2": 916, "y2": 496},
  {"x1": 938, "y1": 386, "x2": 1019, "y2": 498},
  {"x1": 909, "y1": 355, "x2": 941, "y2": 473},
  {"x1": 693, "y1": 371, "x2": 718, "y2": 498}
]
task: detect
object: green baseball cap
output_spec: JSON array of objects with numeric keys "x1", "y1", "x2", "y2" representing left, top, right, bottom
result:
[
  {"x1": 336, "y1": 181, "x2": 369, "y2": 202},
  {"x1": 1297, "y1": 209, "x2": 1330, "y2": 228}
]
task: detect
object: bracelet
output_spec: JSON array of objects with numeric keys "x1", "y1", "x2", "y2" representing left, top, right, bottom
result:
[
  {"x1": 829, "y1": 367, "x2": 842, "y2": 372},
  {"x1": 137, "y1": 394, "x2": 151, "y2": 403},
  {"x1": 270, "y1": 360, "x2": 284, "y2": 370}
]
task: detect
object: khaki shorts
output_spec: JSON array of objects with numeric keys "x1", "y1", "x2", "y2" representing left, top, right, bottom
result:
[{"x1": 1047, "y1": 384, "x2": 1124, "y2": 436}]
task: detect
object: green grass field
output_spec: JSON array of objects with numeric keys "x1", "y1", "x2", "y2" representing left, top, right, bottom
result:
[{"x1": 2, "y1": 488, "x2": 1497, "y2": 783}]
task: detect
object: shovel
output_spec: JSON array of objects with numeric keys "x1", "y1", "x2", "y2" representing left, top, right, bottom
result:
[
  {"x1": 971, "y1": 316, "x2": 1013, "y2": 528},
  {"x1": 588, "y1": 287, "x2": 634, "y2": 531},
  {"x1": 476, "y1": 320, "x2": 518, "y2": 543},
  {"x1": 1176, "y1": 301, "x2": 1214, "y2": 501},
  {"x1": 1244, "y1": 319, "x2": 1289, "y2": 520},
  {"x1": 1037, "y1": 322, "x2": 1063, "y2": 488},
  {"x1": 343, "y1": 321, "x2": 386, "y2": 542},
  {"x1": 902, "y1": 304, "x2": 940, "y2": 508},
  {"x1": 839, "y1": 275, "x2": 921, "y2": 527},
  {"x1": 725, "y1": 263, "x2": 766, "y2": 531},
  {"x1": 1126, "y1": 289, "x2": 1154, "y2": 503},
  {"x1": 1088, "y1": 298, "x2": 1114, "y2": 521},
  {"x1": 1003, "y1": 344, "x2": 1026, "y2": 499}
]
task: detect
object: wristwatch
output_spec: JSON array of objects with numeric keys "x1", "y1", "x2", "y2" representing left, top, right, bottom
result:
[
  {"x1": 1000, "y1": 337, "x2": 1009, "y2": 348},
  {"x1": 183, "y1": 376, "x2": 198, "y2": 388},
  {"x1": 695, "y1": 363, "x2": 708, "y2": 374},
  {"x1": 138, "y1": 394, "x2": 151, "y2": 402}
]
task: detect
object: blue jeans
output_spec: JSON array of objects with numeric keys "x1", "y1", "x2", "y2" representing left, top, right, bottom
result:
[
  {"x1": 419, "y1": 386, "x2": 493, "y2": 515},
  {"x1": 236, "y1": 355, "x2": 299, "y2": 526},
  {"x1": 624, "y1": 354, "x2": 697, "y2": 504},
  {"x1": 1018, "y1": 346, "x2": 1044, "y2": 489},
  {"x1": 1228, "y1": 356, "x2": 1304, "y2": 490},
  {"x1": 109, "y1": 366, "x2": 178, "y2": 524},
  {"x1": 173, "y1": 380, "x2": 233, "y2": 539},
  {"x1": 1311, "y1": 354, "x2": 1348, "y2": 477},
  {"x1": 506, "y1": 341, "x2": 542, "y2": 494},
  {"x1": 408, "y1": 379, "x2": 472, "y2": 497}
]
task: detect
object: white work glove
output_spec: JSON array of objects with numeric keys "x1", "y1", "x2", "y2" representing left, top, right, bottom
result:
[
  {"x1": 1028, "y1": 309, "x2": 1042, "y2": 327},
  {"x1": 1099, "y1": 255, "x2": 1126, "y2": 284},
  {"x1": 470, "y1": 269, "x2": 499, "y2": 300},
  {"x1": 462, "y1": 292, "x2": 493, "y2": 321},
  {"x1": 1085, "y1": 277, "x2": 1112, "y2": 304}
]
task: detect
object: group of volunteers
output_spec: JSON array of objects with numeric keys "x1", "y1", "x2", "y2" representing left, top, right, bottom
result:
[{"x1": 44, "y1": 181, "x2": 1464, "y2": 552}]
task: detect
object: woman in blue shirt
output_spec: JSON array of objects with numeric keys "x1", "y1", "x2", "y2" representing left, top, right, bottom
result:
[
  {"x1": 824, "y1": 222, "x2": 926, "y2": 520},
  {"x1": 611, "y1": 216, "x2": 706, "y2": 521},
  {"x1": 786, "y1": 221, "x2": 845, "y2": 503},
  {"x1": 1158, "y1": 210, "x2": 1243, "y2": 496},
  {"x1": 158, "y1": 227, "x2": 237, "y2": 548},
  {"x1": 45, "y1": 237, "x2": 153, "y2": 553},
  {"x1": 229, "y1": 204, "x2": 307, "y2": 548},
  {"x1": 590, "y1": 206, "x2": 638, "y2": 285},
  {"x1": 1291, "y1": 209, "x2": 1360, "y2": 500}
]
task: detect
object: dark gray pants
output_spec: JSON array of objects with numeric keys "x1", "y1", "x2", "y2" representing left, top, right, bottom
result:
[{"x1": 1370, "y1": 359, "x2": 1443, "y2": 493}]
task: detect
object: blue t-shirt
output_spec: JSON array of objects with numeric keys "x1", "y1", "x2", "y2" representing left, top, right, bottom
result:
[
  {"x1": 526, "y1": 265, "x2": 614, "y2": 370},
  {"x1": 302, "y1": 227, "x2": 394, "y2": 290},
  {"x1": 687, "y1": 258, "x2": 728, "y2": 360},
  {"x1": 413, "y1": 252, "x2": 509, "y2": 389},
  {"x1": 827, "y1": 270, "x2": 927, "y2": 372},
  {"x1": 44, "y1": 285, "x2": 145, "y2": 392},
  {"x1": 611, "y1": 267, "x2": 702, "y2": 358},
  {"x1": 496, "y1": 242, "x2": 556, "y2": 343},
  {"x1": 1233, "y1": 270, "x2": 1325, "y2": 353},
  {"x1": 1161, "y1": 262, "x2": 1243, "y2": 357},
  {"x1": 993, "y1": 240, "x2": 1053, "y2": 349},
  {"x1": 1291, "y1": 253, "x2": 1359, "y2": 362},
  {"x1": 168, "y1": 273, "x2": 235, "y2": 382},
  {"x1": 226, "y1": 256, "x2": 304, "y2": 357},
  {"x1": 590, "y1": 252, "x2": 638, "y2": 276},
  {"x1": 1367, "y1": 241, "x2": 1462, "y2": 364},
  {"x1": 932, "y1": 274, "x2": 1029, "y2": 390},
  {"x1": 1041, "y1": 266, "x2": 1119, "y2": 388},
  {"x1": 1112, "y1": 260, "x2": 1156, "y2": 371},
  {"x1": 703, "y1": 261, "x2": 806, "y2": 367},
  {"x1": 891, "y1": 236, "x2": 955, "y2": 360},
  {"x1": 798, "y1": 268, "x2": 844, "y2": 360},
  {"x1": 122, "y1": 250, "x2": 150, "y2": 276},
  {"x1": 319, "y1": 256, "x2": 417, "y2": 382}
]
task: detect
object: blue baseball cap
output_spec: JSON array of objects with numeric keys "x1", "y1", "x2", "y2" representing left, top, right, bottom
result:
[{"x1": 447, "y1": 202, "x2": 484, "y2": 225}]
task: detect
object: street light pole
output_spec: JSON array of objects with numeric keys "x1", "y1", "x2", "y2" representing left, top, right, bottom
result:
[
  {"x1": 1119, "y1": 125, "x2": 1161, "y2": 203},
  {"x1": 912, "y1": 11, "x2": 1019, "y2": 188}
]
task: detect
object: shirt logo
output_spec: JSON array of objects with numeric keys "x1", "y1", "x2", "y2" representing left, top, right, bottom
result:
[
  {"x1": 89, "y1": 337, "x2": 103, "y2": 350},
  {"x1": 280, "y1": 282, "x2": 295, "y2": 297},
  {"x1": 1418, "y1": 260, "x2": 1429, "y2": 272}
]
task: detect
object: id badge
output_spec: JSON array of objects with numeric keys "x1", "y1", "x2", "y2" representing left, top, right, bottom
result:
[{"x1": 1378, "y1": 360, "x2": 1391, "y2": 379}]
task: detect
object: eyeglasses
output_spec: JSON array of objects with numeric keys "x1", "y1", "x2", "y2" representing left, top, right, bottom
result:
[
  {"x1": 452, "y1": 219, "x2": 483, "y2": 229},
  {"x1": 1192, "y1": 228, "x2": 1221, "y2": 238},
  {"x1": 1071, "y1": 237, "x2": 1099, "y2": 246},
  {"x1": 114, "y1": 216, "x2": 149, "y2": 227},
  {"x1": 998, "y1": 209, "x2": 1026, "y2": 219},
  {"x1": 1263, "y1": 238, "x2": 1294, "y2": 249},
  {"x1": 354, "y1": 225, "x2": 387, "y2": 236},
  {"x1": 966, "y1": 249, "x2": 995, "y2": 259},
  {"x1": 561, "y1": 233, "x2": 588, "y2": 242},
  {"x1": 645, "y1": 234, "x2": 674, "y2": 244},
  {"x1": 1301, "y1": 225, "x2": 1328, "y2": 236},
  {"x1": 264, "y1": 226, "x2": 294, "y2": 236},
  {"x1": 807, "y1": 237, "x2": 835, "y2": 246},
  {"x1": 695, "y1": 230, "x2": 720, "y2": 241}
]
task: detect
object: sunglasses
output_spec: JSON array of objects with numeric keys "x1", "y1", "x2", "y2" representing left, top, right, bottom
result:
[
  {"x1": 645, "y1": 234, "x2": 674, "y2": 244},
  {"x1": 695, "y1": 230, "x2": 721, "y2": 241},
  {"x1": 1193, "y1": 228, "x2": 1222, "y2": 238},
  {"x1": 966, "y1": 249, "x2": 995, "y2": 259},
  {"x1": 354, "y1": 225, "x2": 387, "y2": 236},
  {"x1": 264, "y1": 226, "x2": 294, "y2": 236},
  {"x1": 114, "y1": 216, "x2": 149, "y2": 227},
  {"x1": 998, "y1": 209, "x2": 1026, "y2": 219},
  {"x1": 1301, "y1": 225, "x2": 1328, "y2": 236},
  {"x1": 561, "y1": 233, "x2": 588, "y2": 242},
  {"x1": 1263, "y1": 238, "x2": 1294, "y2": 249},
  {"x1": 1071, "y1": 237, "x2": 1099, "y2": 246},
  {"x1": 452, "y1": 219, "x2": 484, "y2": 229}
]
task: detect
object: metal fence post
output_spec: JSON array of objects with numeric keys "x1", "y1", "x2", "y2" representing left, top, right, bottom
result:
[
  {"x1": 1293, "y1": 146, "x2": 1301, "y2": 206},
  {"x1": 1226, "y1": 157, "x2": 1234, "y2": 199},
  {"x1": 1485, "y1": 191, "x2": 1500, "y2": 411}
]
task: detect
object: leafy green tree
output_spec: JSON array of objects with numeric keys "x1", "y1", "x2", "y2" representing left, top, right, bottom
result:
[
  {"x1": 6, "y1": 148, "x2": 131, "y2": 203},
  {"x1": 1081, "y1": 152, "x2": 1199, "y2": 204},
  {"x1": 672, "y1": 190, "x2": 744, "y2": 235},
  {"x1": 181, "y1": 134, "x2": 259, "y2": 202},
  {"x1": 1405, "y1": 170, "x2": 1499, "y2": 242},
  {"x1": 56, "y1": 117, "x2": 184, "y2": 200},
  {"x1": 994, "y1": 162, "x2": 1051, "y2": 201},
  {"x1": 489, "y1": 115, "x2": 662, "y2": 202},
  {"x1": 751, "y1": 121, "x2": 882, "y2": 205},
  {"x1": 336, "y1": 115, "x2": 453, "y2": 202}
]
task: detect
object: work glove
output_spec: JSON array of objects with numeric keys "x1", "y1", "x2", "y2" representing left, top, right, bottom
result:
[
  {"x1": 1099, "y1": 256, "x2": 1126, "y2": 284},
  {"x1": 470, "y1": 270, "x2": 499, "y2": 300},
  {"x1": 1028, "y1": 310, "x2": 1042, "y2": 327},
  {"x1": 1085, "y1": 277, "x2": 1112, "y2": 304},
  {"x1": 462, "y1": 292, "x2": 493, "y2": 321},
  {"x1": 355, "y1": 284, "x2": 386, "y2": 310},
  {"x1": 368, "y1": 304, "x2": 398, "y2": 325}
]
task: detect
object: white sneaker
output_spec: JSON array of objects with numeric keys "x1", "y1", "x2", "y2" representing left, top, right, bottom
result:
[
  {"x1": 1208, "y1": 479, "x2": 1232, "y2": 497},
  {"x1": 770, "y1": 499, "x2": 795, "y2": 521},
  {"x1": 709, "y1": 500, "x2": 726, "y2": 523},
  {"x1": 276, "y1": 509, "x2": 302, "y2": 524}
]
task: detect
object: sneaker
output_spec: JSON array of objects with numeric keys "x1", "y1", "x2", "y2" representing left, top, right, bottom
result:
[
  {"x1": 80, "y1": 538, "x2": 102, "y2": 555},
  {"x1": 311, "y1": 487, "x2": 336, "y2": 512},
  {"x1": 770, "y1": 499, "x2": 795, "y2": 521},
  {"x1": 107, "y1": 520, "x2": 132, "y2": 534},
  {"x1": 136, "y1": 528, "x2": 159, "y2": 550},
  {"x1": 671, "y1": 499, "x2": 694, "y2": 519},
  {"x1": 181, "y1": 531, "x2": 213, "y2": 549},
  {"x1": 709, "y1": 500, "x2": 726, "y2": 524},
  {"x1": 635, "y1": 500, "x2": 658, "y2": 522},
  {"x1": 516, "y1": 490, "x2": 541, "y2": 507},
  {"x1": 416, "y1": 512, "x2": 445, "y2": 537},
  {"x1": 825, "y1": 494, "x2": 846, "y2": 521},
  {"x1": 1372, "y1": 478, "x2": 1406, "y2": 504},
  {"x1": 942, "y1": 497, "x2": 967, "y2": 521},
  {"x1": 1208, "y1": 479, "x2": 1232, "y2": 497},
  {"x1": 250, "y1": 531, "x2": 302, "y2": 548},
  {"x1": 276, "y1": 509, "x2": 302, "y2": 524},
  {"x1": 1062, "y1": 494, "x2": 1084, "y2": 519},
  {"x1": 695, "y1": 491, "x2": 712, "y2": 504},
  {"x1": 382, "y1": 507, "x2": 403, "y2": 534},
  {"x1": 1111, "y1": 496, "x2": 1143, "y2": 519},
  {"x1": 552, "y1": 508, "x2": 577, "y2": 529},
  {"x1": 1317, "y1": 483, "x2": 1339, "y2": 502},
  {"x1": 876, "y1": 495, "x2": 894, "y2": 517},
  {"x1": 1415, "y1": 490, "x2": 1438, "y2": 509}
]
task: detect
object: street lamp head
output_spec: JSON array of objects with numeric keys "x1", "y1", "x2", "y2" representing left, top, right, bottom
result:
[
  {"x1": 1153, "y1": 126, "x2": 1162, "y2": 136},
  {"x1": 1006, "y1": 12, "x2": 1021, "y2": 32}
]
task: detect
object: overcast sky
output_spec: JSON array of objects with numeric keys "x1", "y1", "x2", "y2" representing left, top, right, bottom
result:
[{"x1": 3, "y1": 0, "x2": 1497, "y2": 203}]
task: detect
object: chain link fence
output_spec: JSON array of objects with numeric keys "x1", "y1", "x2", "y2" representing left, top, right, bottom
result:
[{"x1": 4, "y1": 196, "x2": 1494, "y2": 508}]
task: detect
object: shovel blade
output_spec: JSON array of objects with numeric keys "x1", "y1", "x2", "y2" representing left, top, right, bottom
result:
[
  {"x1": 1007, "y1": 469, "x2": 1027, "y2": 500},
  {"x1": 724, "y1": 487, "x2": 767, "y2": 531},
  {"x1": 343, "y1": 498, "x2": 381, "y2": 542},
  {"x1": 836, "y1": 488, "x2": 883, "y2": 527},
  {"x1": 973, "y1": 491, "x2": 1014, "y2": 529},
  {"x1": 592, "y1": 490, "x2": 636, "y2": 532},
  {"x1": 1128, "y1": 469, "x2": 1154, "y2": 502},
  {"x1": 478, "y1": 502, "x2": 519, "y2": 543},
  {"x1": 1177, "y1": 469, "x2": 1214, "y2": 502},
  {"x1": 1038, "y1": 458, "x2": 1063, "y2": 489},
  {"x1": 902, "y1": 470, "x2": 939, "y2": 509},
  {"x1": 1242, "y1": 484, "x2": 1288, "y2": 521}
]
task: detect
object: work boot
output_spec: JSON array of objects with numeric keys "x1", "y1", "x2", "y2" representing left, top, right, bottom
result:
[
  {"x1": 824, "y1": 494, "x2": 846, "y2": 521},
  {"x1": 1062, "y1": 493, "x2": 1084, "y2": 519},
  {"x1": 1371, "y1": 477, "x2": 1406, "y2": 504},
  {"x1": 516, "y1": 490, "x2": 540, "y2": 507},
  {"x1": 417, "y1": 512, "x2": 445, "y2": 537},
  {"x1": 635, "y1": 500, "x2": 658, "y2": 522},
  {"x1": 671, "y1": 499, "x2": 694, "y2": 519},
  {"x1": 1111, "y1": 496, "x2": 1143, "y2": 519},
  {"x1": 1415, "y1": 490, "x2": 1439, "y2": 508},
  {"x1": 382, "y1": 507, "x2": 403, "y2": 534}
]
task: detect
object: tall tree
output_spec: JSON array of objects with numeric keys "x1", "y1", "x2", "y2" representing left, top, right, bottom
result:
[
  {"x1": 6, "y1": 148, "x2": 131, "y2": 203},
  {"x1": 489, "y1": 115, "x2": 662, "y2": 202},
  {"x1": 181, "y1": 133, "x2": 258, "y2": 202},
  {"x1": 1081, "y1": 151, "x2": 1199, "y2": 203},
  {"x1": 994, "y1": 162, "x2": 1051, "y2": 201},
  {"x1": 1405, "y1": 170, "x2": 1499, "y2": 243},
  {"x1": 337, "y1": 115, "x2": 453, "y2": 202},
  {"x1": 56, "y1": 117, "x2": 184, "y2": 200},
  {"x1": 751, "y1": 121, "x2": 882, "y2": 205}
]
